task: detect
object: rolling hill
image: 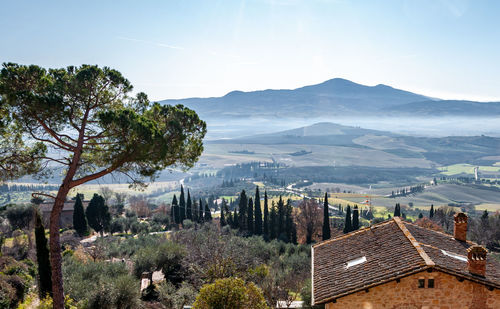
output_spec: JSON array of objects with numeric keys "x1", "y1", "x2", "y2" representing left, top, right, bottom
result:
[{"x1": 200, "y1": 122, "x2": 500, "y2": 169}]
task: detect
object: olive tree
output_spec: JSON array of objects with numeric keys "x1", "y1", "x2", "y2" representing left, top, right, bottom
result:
[{"x1": 0, "y1": 63, "x2": 206, "y2": 308}]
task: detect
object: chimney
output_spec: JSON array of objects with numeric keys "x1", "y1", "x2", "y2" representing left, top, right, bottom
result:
[
  {"x1": 453, "y1": 212, "x2": 468, "y2": 242},
  {"x1": 467, "y1": 246, "x2": 487, "y2": 277}
]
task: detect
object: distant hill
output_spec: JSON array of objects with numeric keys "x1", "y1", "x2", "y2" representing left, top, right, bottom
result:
[
  {"x1": 159, "y1": 78, "x2": 500, "y2": 118},
  {"x1": 209, "y1": 122, "x2": 397, "y2": 147},
  {"x1": 160, "y1": 78, "x2": 431, "y2": 118},
  {"x1": 389, "y1": 100, "x2": 500, "y2": 116}
]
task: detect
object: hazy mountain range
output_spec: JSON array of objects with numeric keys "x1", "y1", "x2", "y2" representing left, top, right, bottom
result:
[{"x1": 160, "y1": 78, "x2": 500, "y2": 118}]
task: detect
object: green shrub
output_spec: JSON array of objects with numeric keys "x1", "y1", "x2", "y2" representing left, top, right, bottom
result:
[
  {"x1": 192, "y1": 277, "x2": 268, "y2": 309},
  {"x1": 62, "y1": 256, "x2": 140, "y2": 308}
]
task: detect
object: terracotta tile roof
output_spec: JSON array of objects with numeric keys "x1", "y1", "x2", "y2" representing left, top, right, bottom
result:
[
  {"x1": 403, "y1": 221, "x2": 500, "y2": 288},
  {"x1": 312, "y1": 217, "x2": 500, "y2": 305}
]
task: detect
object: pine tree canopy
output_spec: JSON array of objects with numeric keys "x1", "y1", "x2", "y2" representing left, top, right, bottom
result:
[{"x1": 0, "y1": 62, "x2": 206, "y2": 309}]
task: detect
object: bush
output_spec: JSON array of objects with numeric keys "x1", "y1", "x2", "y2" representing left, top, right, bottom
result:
[
  {"x1": 193, "y1": 277, "x2": 268, "y2": 309},
  {"x1": 0, "y1": 256, "x2": 35, "y2": 308},
  {"x1": 158, "y1": 281, "x2": 197, "y2": 308},
  {"x1": 133, "y1": 241, "x2": 185, "y2": 285},
  {"x1": 62, "y1": 255, "x2": 140, "y2": 308}
]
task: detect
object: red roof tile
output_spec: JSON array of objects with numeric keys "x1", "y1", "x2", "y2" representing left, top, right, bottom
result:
[{"x1": 312, "y1": 217, "x2": 500, "y2": 305}]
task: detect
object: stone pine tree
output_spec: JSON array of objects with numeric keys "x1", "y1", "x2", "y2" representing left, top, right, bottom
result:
[
  {"x1": 352, "y1": 206, "x2": 359, "y2": 231},
  {"x1": 0, "y1": 63, "x2": 206, "y2": 308},
  {"x1": 254, "y1": 187, "x2": 262, "y2": 235},
  {"x1": 247, "y1": 198, "x2": 254, "y2": 234},
  {"x1": 220, "y1": 199, "x2": 226, "y2": 227},
  {"x1": 85, "y1": 194, "x2": 111, "y2": 237},
  {"x1": 430, "y1": 204, "x2": 434, "y2": 218},
  {"x1": 179, "y1": 186, "x2": 186, "y2": 222},
  {"x1": 270, "y1": 201, "x2": 277, "y2": 239},
  {"x1": 263, "y1": 191, "x2": 269, "y2": 241},
  {"x1": 204, "y1": 202, "x2": 212, "y2": 221},
  {"x1": 343, "y1": 205, "x2": 352, "y2": 234},
  {"x1": 186, "y1": 190, "x2": 192, "y2": 221},
  {"x1": 35, "y1": 210, "x2": 52, "y2": 298},
  {"x1": 394, "y1": 203, "x2": 401, "y2": 217},
  {"x1": 171, "y1": 194, "x2": 178, "y2": 224},
  {"x1": 72, "y1": 193, "x2": 88, "y2": 237},
  {"x1": 238, "y1": 190, "x2": 248, "y2": 231},
  {"x1": 322, "y1": 192, "x2": 331, "y2": 241}
]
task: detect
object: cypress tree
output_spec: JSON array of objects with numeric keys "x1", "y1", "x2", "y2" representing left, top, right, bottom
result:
[
  {"x1": 73, "y1": 193, "x2": 88, "y2": 237},
  {"x1": 226, "y1": 208, "x2": 233, "y2": 227},
  {"x1": 270, "y1": 201, "x2": 277, "y2": 239},
  {"x1": 192, "y1": 199, "x2": 198, "y2": 223},
  {"x1": 238, "y1": 190, "x2": 248, "y2": 231},
  {"x1": 171, "y1": 194, "x2": 178, "y2": 224},
  {"x1": 186, "y1": 189, "x2": 192, "y2": 220},
  {"x1": 85, "y1": 194, "x2": 111, "y2": 236},
  {"x1": 220, "y1": 199, "x2": 227, "y2": 227},
  {"x1": 254, "y1": 187, "x2": 262, "y2": 235},
  {"x1": 285, "y1": 199, "x2": 294, "y2": 243},
  {"x1": 277, "y1": 196, "x2": 285, "y2": 238},
  {"x1": 322, "y1": 192, "x2": 331, "y2": 241},
  {"x1": 233, "y1": 207, "x2": 239, "y2": 229},
  {"x1": 247, "y1": 198, "x2": 254, "y2": 234},
  {"x1": 352, "y1": 206, "x2": 359, "y2": 231},
  {"x1": 343, "y1": 205, "x2": 352, "y2": 234},
  {"x1": 205, "y1": 202, "x2": 212, "y2": 221},
  {"x1": 179, "y1": 185, "x2": 186, "y2": 222},
  {"x1": 394, "y1": 203, "x2": 401, "y2": 217},
  {"x1": 263, "y1": 191, "x2": 269, "y2": 240},
  {"x1": 198, "y1": 198, "x2": 204, "y2": 223},
  {"x1": 291, "y1": 221, "x2": 297, "y2": 245},
  {"x1": 429, "y1": 204, "x2": 434, "y2": 218},
  {"x1": 35, "y1": 210, "x2": 52, "y2": 298}
]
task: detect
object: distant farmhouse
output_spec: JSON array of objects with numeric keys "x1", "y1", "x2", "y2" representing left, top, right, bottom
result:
[
  {"x1": 39, "y1": 201, "x2": 88, "y2": 228},
  {"x1": 312, "y1": 214, "x2": 500, "y2": 308}
]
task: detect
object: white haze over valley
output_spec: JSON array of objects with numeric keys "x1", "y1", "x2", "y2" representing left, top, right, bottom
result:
[{"x1": 205, "y1": 117, "x2": 500, "y2": 140}]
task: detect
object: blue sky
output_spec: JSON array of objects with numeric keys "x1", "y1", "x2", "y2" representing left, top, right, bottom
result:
[{"x1": 1, "y1": 0, "x2": 499, "y2": 101}]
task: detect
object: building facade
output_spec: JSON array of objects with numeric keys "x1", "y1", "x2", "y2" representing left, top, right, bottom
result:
[{"x1": 312, "y1": 214, "x2": 500, "y2": 309}]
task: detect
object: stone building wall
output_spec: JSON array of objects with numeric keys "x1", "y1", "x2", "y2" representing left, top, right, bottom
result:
[{"x1": 325, "y1": 270, "x2": 500, "y2": 309}]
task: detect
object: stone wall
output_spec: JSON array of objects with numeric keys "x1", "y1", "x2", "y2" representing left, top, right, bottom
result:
[{"x1": 325, "y1": 270, "x2": 500, "y2": 309}]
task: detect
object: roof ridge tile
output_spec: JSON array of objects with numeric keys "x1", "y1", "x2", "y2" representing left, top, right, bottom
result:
[{"x1": 393, "y1": 217, "x2": 435, "y2": 267}]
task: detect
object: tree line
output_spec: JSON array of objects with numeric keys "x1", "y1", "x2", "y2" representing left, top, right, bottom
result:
[
  {"x1": 170, "y1": 185, "x2": 213, "y2": 225},
  {"x1": 219, "y1": 187, "x2": 297, "y2": 244}
]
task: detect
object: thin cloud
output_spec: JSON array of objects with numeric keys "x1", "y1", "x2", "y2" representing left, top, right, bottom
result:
[{"x1": 116, "y1": 36, "x2": 185, "y2": 50}]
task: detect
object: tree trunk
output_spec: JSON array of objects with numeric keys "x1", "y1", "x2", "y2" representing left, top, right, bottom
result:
[{"x1": 49, "y1": 186, "x2": 70, "y2": 309}]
